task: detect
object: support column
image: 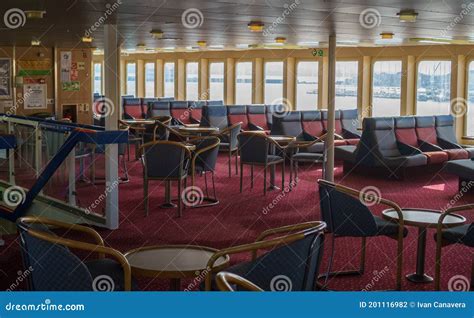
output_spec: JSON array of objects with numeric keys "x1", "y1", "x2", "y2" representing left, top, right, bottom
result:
[
  {"x1": 254, "y1": 58, "x2": 264, "y2": 104},
  {"x1": 103, "y1": 23, "x2": 120, "y2": 229},
  {"x1": 319, "y1": 56, "x2": 329, "y2": 109},
  {"x1": 361, "y1": 56, "x2": 372, "y2": 118},
  {"x1": 404, "y1": 56, "x2": 416, "y2": 116},
  {"x1": 454, "y1": 55, "x2": 466, "y2": 140},
  {"x1": 285, "y1": 57, "x2": 296, "y2": 110},
  {"x1": 156, "y1": 59, "x2": 164, "y2": 97},
  {"x1": 176, "y1": 59, "x2": 185, "y2": 100},
  {"x1": 136, "y1": 59, "x2": 144, "y2": 98},
  {"x1": 225, "y1": 58, "x2": 235, "y2": 105},
  {"x1": 199, "y1": 58, "x2": 209, "y2": 99},
  {"x1": 324, "y1": 35, "x2": 336, "y2": 182}
]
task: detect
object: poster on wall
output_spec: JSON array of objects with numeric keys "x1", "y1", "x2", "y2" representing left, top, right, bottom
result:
[
  {"x1": 71, "y1": 62, "x2": 79, "y2": 81},
  {"x1": 0, "y1": 58, "x2": 12, "y2": 99},
  {"x1": 23, "y1": 84, "x2": 47, "y2": 109},
  {"x1": 61, "y1": 81, "x2": 80, "y2": 91},
  {"x1": 60, "y1": 51, "x2": 72, "y2": 82}
]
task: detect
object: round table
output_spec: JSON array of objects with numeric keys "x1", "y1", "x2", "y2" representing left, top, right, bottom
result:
[
  {"x1": 267, "y1": 135, "x2": 295, "y2": 190},
  {"x1": 125, "y1": 245, "x2": 230, "y2": 291},
  {"x1": 178, "y1": 126, "x2": 219, "y2": 135},
  {"x1": 382, "y1": 208, "x2": 465, "y2": 283}
]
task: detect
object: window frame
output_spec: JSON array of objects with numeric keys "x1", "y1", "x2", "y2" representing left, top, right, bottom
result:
[
  {"x1": 295, "y1": 59, "x2": 320, "y2": 110},
  {"x1": 144, "y1": 61, "x2": 156, "y2": 98},
  {"x1": 370, "y1": 58, "x2": 403, "y2": 117},
  {"x1": 93, "y1": 61, "x2": 104, "y2": 95},
  {"x1": 334, "y1": 59, "x2": 360, "y2": 111},
  {"x1": 234, "y1": 59, "x2": 254, "y2": 104},
  {"x1": 163, "y1": 60, "x2": 176, "y2": 98},
  {"x1": 185, "y1": 60, "x2": 200, "y2": 100},
  {"x1": 208, "y1": 60, "x2": 226, "y2": 101},
  {"x1": 263, "y1": 59, "x2": 285, "y2": 105},
  {"x1": 125, "y1": 61, "x2": 137, "y2": 97}
]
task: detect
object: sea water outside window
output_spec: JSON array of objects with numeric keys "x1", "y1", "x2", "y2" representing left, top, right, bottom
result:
[
  {"x1": 164, "y1": 62, "x2": 175, "y2": 98},
  {"x1": 126, "y1": 62, "x2": 136, "y2": 97},
  {"x1": 93, "y1": 63, "x2": 102, "y2": 95},
  {"x1": 235, "y1": 62, "x2": 253, "y2": 104},
  {"x1": 145, "y1": 62, "x2": 155, "y2": 98},
  {"x1": 264, "y1": 61, "x2": 284, "y2": 104},
  {"x1": 296, "y1": 61, "x2": 318, "y2": 110},
  {"x1": 372, "y1": 61, "x2": 402, "y2": 117},
  {"x1": 335, "y1": 61, "x2": 358, "y2": 110},
  {"x1": 209, "y1": 62, "x2": 224, "y2": 101},
  {"x1": 186, "y1": 62, "x2": 199, "y2": 100},
  {"x1": 416, "y1": 60, "x2": 452, "y2": 116}
]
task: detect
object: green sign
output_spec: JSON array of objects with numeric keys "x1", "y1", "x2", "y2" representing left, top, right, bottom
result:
[{"x1": 312, "y1": 49, "x2": 324, "y2": 57}]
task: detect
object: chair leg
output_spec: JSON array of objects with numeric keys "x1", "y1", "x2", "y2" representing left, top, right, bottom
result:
[
  {"x1": 289, "y1": 157, "x2": 293, "y2": 184},
  {"x1": 228, "y1": 150, "x2": 232, "y2": 177},
  {"x1": 264, "y1": 166, "x2": 267, "y2": 196},
  {"x1": 435, "y1": 238, "x2": 442, "y2": 291},
  {"x1": 177, "y1": 180, "x2": 182, "y2": 218},
  {"x1": 281, "y1": 161, "x2": 285, "y2": 190},
  {"x1": 144, "y1": 179, "x2": 149, "y2": 216},
  {"x1": 239, "y1": 162, "x2": 243, "y2": 193},
  {"x1": 250, "y1": 165, "x2": 254, "y2": 189},
  {"x1": 121, "y1": 155, "x2": 129, "y2": 182},
  {"x1": 211, "y1": 172, "x2": 218, "y2": 200},
  {"x1": 396, "y1": 233, "x2": 404, "y2": 291},
  {"x1": 235, "y1": 150, "x2": 238, "y2": 175},
  {"x1": 204, "y1": 172, "x2": 209, "y2": 197}
]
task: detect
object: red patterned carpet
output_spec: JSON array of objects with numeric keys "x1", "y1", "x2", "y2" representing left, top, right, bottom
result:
[{"x1": 1, "y1": 152, "x2": 473, "y2": 291}]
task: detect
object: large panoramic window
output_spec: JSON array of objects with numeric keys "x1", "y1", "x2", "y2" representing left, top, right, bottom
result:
[
  {"x1": 186, "y1": 62, "x2": 199, "y2": 100},
  {"x1": 145, "y1": 62, "x2": 155, "y2": 98},
  {"x1": 264, "y1": 61, "x2": 284, "y2": 104},
  {"x1": 126, "y1": 62, "x2": 136, "y2": 96},
  {"x1": 93, "y1": 62, "x2": 102, "y2": 94},
  {"x1": 335, "y1": 61, "x2": 358, "y2": 109},
  {"x1": 372, "y1": 61, "x2": 402, "y2": 117},
  {"x1": 466, "y1": 61, "x2": 474, "y2": 136},
  {"x1": 209, "y1": 62, "x2": 224, "y2": 101},
  {"x1": 164, "y1": 62, "x2": 175, "y2": 98},
  {"x1": 296, "y1": 61, "x2": 318, "y2": 110},
  {"x1": 235, "y1": 62, "x2": 253, "y2": 104},
  {"x1": 416, "y1": 60, "x2": 452, "y2": 115}
]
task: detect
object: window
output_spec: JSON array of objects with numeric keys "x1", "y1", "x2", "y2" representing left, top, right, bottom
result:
[
  {"x1": 209, "y1": 62, "x2": 224, "y2": 101},
  {"x1": 93, "y1": 63, "x2": 102, "y2": 94},
  {"x1": 164, "y1": 62, "x2": 175, "y2": 98},
  {"x1": 264, "y1": 61, "x2": 284, "y2": 104},
  {"x1": 372, "y1": 61, "x2": 402, "y2": 117},
  {"x1": 335, "y1": 61, "x2": 358, "y2": 109},
  {"x1": 126, "y1": 62, "x2": 136, "y2": 96},
  {"x1": 145, "y1": 62, "x2": 155, "y2": 98},
  {"x1": 296, "y1": 61, "x2": 318, "y2": 110},
  {"x1": 466, "y1": 61, "x2": 474, "y2": 135},
  {"x1": 186, "y1": 62, "x2": 199, "y2": 100},
  {"x1": 416, "y1": 60, "x2": 452, "y2": 115},
  {"x1": 235, "y1": 62, "x2": 253, "y2": 104}
]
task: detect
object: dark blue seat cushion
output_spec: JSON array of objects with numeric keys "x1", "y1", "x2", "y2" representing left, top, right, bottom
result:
[
  {"x1": 85, "y1": 258, "x2": 140, "y2": 291},
  {"x1": 374, "y1": 216, "x2": 408, "y2": 238},
  {"x1": 437, "y1": 224, "x2": 474, "y2": 247}
]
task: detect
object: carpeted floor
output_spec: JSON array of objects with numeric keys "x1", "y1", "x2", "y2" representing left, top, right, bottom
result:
[{"x1": 1, "y1": 152, "x2": 473, "y2": 291}]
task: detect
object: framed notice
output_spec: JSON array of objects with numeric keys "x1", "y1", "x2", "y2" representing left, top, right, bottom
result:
[
  {"x1": 60, "y1": 51, "x2": 72, "y2": 82},
  {"x1": 0, "y1": 58, "x2": 12, "y2": 99},
  {"x1": 23, "y1": 83, "x2": 47, "y2": 109}
]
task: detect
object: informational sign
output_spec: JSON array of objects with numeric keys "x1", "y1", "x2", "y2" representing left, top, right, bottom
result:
[
  {"x1": 77, "y1": 62, "x2": 85, "y2": 70},
  {"x1": 62, "y1": 81, "x2": 80, "y2": 91},
  {"x1": 60, "y1": 51, "x2": 72, "y2": 82},
  {"x1": 312, "y1": 49, "x2": 324, "y2": 57},
  {"x1": 71, "y1": 62, "x2": 79, "y2": 81},
  {"x1": 23, "y1": 83, "x2": 47, "y2": 109},
  {"x1": 0, "y1": 58, "x2": 12, "y2": 99}
]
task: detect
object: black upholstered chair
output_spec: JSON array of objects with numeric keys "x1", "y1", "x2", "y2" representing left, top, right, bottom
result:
[
  {"x1": 288, "y1": 140, "x2": 325, "y2": 185},
  {"x1": 147, "y1": 101, "x2": 171, "y2": 118},
  {"x1": 213, "y1": 122, "x2": 242, "y2": 177},
  {"x1": 215, "y1": 272, "x2": 263, "y2": 291},
  {"x1": 140, "y1": 141, "x2": 192, "y2": 217},
  {"x1": 205, "y1": 221, "x2": 326, "y2": 291},
  {"x1": 435, "y1": 204, "x2": 474, "y2": 291},
  {"x1": 17, "y1": 216, "x2": 133, "y2": 291},
  {"x1": 318, "y1": 180, "x2": 407, "y2": 290},
  {"x1": 142, "y1": 116, "x2": 172, "y2": 143},
  {"x1": 200, "y1": 105, "x2": 229, "y2": 129},
  {"x1": 187, "y1": 136, "x2": 221, "y2": 207},
  {"x1": 238, "y1": 132, "x2": 286, "y2": 195}
]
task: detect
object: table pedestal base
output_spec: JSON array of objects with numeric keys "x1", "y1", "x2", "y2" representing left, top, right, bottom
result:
[{"x1": 406, "y1": 273, "x2": 433, "y2": 283}]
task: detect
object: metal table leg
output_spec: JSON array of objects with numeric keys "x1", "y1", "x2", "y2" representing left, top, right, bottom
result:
[{"x1": 406, "y1": 227, "x2": 433, "y2": 283}]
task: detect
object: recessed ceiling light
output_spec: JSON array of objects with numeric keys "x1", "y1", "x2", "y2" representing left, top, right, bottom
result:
[
  {"x1": 197, "y1": 40, "x2": 207, "y2": 47},
  {"x1": 298, "y1": 41, "x2": 319, "y2": 47},
  {"x1": 163, "y1": 47, "x2": 175, "y2": 51},
  {"x1": 410, "y1": 38, "x2": 449, "y2": 44},
  {"x1": 380, "y1": 32, "x2": 394, "y2": 39},
  {"x1": 25, "y1": 10, "x2": 46, "y2": 19},
  {"x1": 248, "y1": 21, "x2": 264, "y2": 32},
  {"x1": 136, "y1": 43, "x2": 146, "y2": 50},
  {"x1": 208, "y1": 45, "x2": 224, "y2": 50},
  {"x1": 236, "y1": 44, "x2": 249, "y2": 49},
  {"x1": 397, "y1": 10, "x2": 418, "y2": 22},
  {"x1": 150, "y1": 30, "x2": 163, "y2": 39},
  {"x1": 82, "y1": 36, "x2": 93, "y2": 43},
  {"x1": 275, "y1": 37, "x2": 286, "y2": 44},
  {"x1": 31, "y1": 39, "x2": 41, "y2": 46}
]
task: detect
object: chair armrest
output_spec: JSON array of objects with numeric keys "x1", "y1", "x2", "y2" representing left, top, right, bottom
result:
[
  {"x1": 215, "y1": 272, "x2": 263, "y2": 291},
  {"x1": 287, "y1": 139, "x2": 321, "y2": 150},
  {"x1": 215, "y1": 122, "x2": 243, "y2": 136},
  {"x1": 436, "y1": 204, "x2": 474, "y2": 242},
  {"x1": 254, "y1": 221, "x2": 325, "y2": 243},
  {"x1": 342, "y1": 129, "x2": 361, "y2": 139},
  {"x1": 437, "y1": 138, "x2": 462, "y2": 149},
  {"x1": 418, "y1": 140, "x2": 443, "y2": 152},
  {"x1": 397, "y1": 141, "x2": 422, "y2": 156},
  {"x1": 248, "y1": 123, "x2": 264, "y2": 131}
]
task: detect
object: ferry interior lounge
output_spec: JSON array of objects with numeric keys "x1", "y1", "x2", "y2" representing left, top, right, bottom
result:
[{"x1": 0, "y1": 0, "x2": 473, "y2": 293}]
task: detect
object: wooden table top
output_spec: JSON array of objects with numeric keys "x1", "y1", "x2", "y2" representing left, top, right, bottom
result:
[
  {"x1": 121, "y1": 119, "x2": 156, "y2": 125},
  {"x1": 178, "y1": 126, "x2": 219, "y2": 133},
  {"x1": 382, "y1": 208, "x2": 466, "y2": 228},
  {"x1": 125, "y1": 244, "x2": 229, "y2": 279},
  {"x1": 269, "y1": 135, "x2": 296, "y2": 144}
]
